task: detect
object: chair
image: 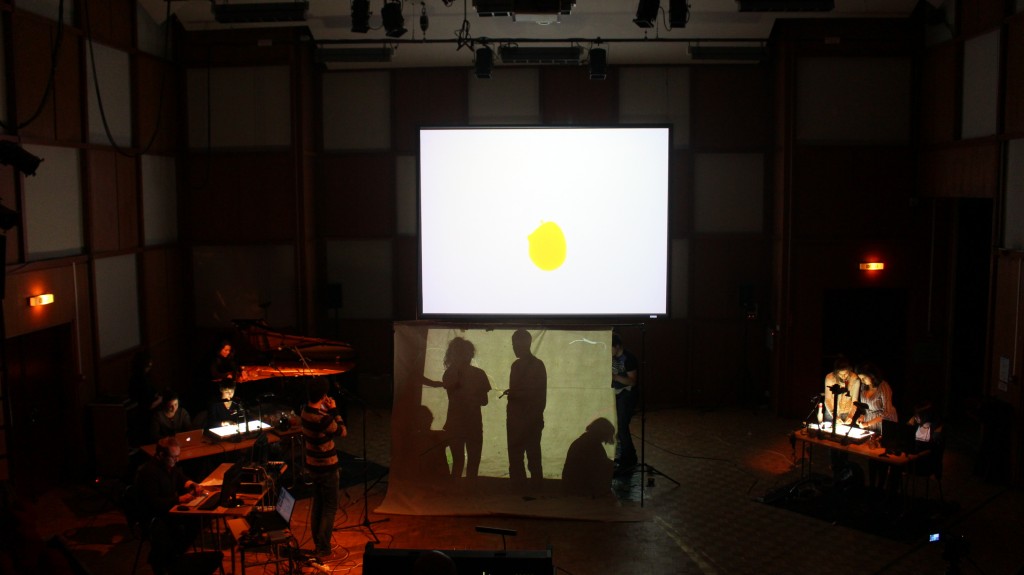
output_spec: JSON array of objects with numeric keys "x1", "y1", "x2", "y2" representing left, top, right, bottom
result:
[
  {"x1": 907, "y1": 425, "x2": 944, "y2": 501},
  {"x1": 120, "y1": 485, "x2": 151, "y2": 575}
]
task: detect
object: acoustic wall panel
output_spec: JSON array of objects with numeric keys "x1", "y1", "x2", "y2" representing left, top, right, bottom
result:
[
  {"x1": 796, "y1": 57, "x2": 911, "y2": 144},
  {"x1": 187, "y1": 66, "x2": 291, "y2": 149},
  {"x1": 95, "y1": 254, "x2": 141, "y2": 357},
  {"x1": 141, "y1": 154, "x2": 178, "y2": 245},
  {"x1": 671, "y1": 238, "x2": 689, "y2": 319},
  {"x1": 136, "y1": 2, "x2": 170, "y2": 57},
  {"x1": 395, "y1": 155, "x2": 417, "y2": 236},
  {"x1": 468, "y1": 68, "x2": 540, "y2": 125},
  {"x1": 0, "y1": 22, "x2": 6, "y2": 136},
  {"x1": 86, "y1": 42, "x2": 133, "y2": 146},
  {"x1": 192, "y1": 245, "x2": 297, "y2": 328},
  {"x1": 322, "y1": 71, "x2": 390, "y2": 151},
  {"x1": 325, "y1": 240, "x2": 393, "y2": 319},
  {"x1": 694, "y1": 153, "x2": 763, "y2": 233},
  {"x1": 1006, "y1": 139, "x2": 1024, "y2": 250},
  {"x1": 619, "y1": 67, "x2": 690, "y2": 148},
  {"x1": 962, "y1": 29, "x2": 1001, "y2": 139},
  {"x1": 22, "y1": 145, "x2": 84, "y2": 260}
]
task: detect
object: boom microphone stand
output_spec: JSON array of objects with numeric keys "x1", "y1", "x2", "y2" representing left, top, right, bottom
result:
[{"x1": 635, "y1": 323, "x2": 680, "y2": 508}]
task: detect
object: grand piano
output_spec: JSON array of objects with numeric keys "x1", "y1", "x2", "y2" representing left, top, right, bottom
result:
[{"x1": 232, "y1": 319, "x2": 356, "y2": 383}]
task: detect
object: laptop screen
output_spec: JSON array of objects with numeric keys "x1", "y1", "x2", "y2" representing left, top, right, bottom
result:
[{"x1": 276, "y1": 487, "x2": 295, "y2": 523}]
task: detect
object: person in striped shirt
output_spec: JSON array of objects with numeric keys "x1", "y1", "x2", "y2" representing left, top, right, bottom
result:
[{"x1": 301, "y1": 378, "x2": 347, "y2": 559}]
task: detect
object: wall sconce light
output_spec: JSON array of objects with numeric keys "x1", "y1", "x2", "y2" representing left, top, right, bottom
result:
[
  {"x1": 29, "y1": 293, "x2": 54, "y2": 307},
  {"x1": 859, "y1": 262, "x2": 884, "y2": 271},
  {"x1": 381, "y1": 0, "x2": 407, "y2": 38}
]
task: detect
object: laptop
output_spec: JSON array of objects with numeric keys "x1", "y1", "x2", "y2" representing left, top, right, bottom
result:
[
  {"x1": 880, "y1": 419, "x2": 916, "y2": 454},
  {"x1": 248, "y1": 487, "x2": 296, "y2": 540}
]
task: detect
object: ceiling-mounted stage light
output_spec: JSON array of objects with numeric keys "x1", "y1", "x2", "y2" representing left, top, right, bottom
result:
[
  {"x1": 420, "y1": 2, "x2": 429, "y2": 33},
  {"x1": 351, "y1": 0, "x2": 370, "y2": 32},
  {"x1": 634, "y1": 0, "x2": 659, "y2": 28},
  {"x1": 475, "y1": 47, "x2": 493, "y2": 78},
  {"x1": 669, "y1": 0, "x2": 688, "y2": 28},
  {"x1": 589, "y1": 48, "x2": 607, "y2": 80},
  {"x1": 0, "y1": 141, "x2": 42, "y2": 177},
  {"x1": 381, "y1": 0, "x2": 407, "y2": 38}
]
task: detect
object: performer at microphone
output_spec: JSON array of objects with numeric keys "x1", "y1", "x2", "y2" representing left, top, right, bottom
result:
[
  {"x1": 854, "y1": 363, "x2": 899, "y2": 490},
  {"x1": 822, "y1": 355, "x2": 861, "y2": 427},
  {"x1": 207, "y1": 381, "x2": 245, "y2": 428}
]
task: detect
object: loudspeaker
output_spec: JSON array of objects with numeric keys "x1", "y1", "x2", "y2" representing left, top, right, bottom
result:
[
  {"x1": 475, "y1": 47, "x2": 493, "y2": 78},
  {"x1": 363, "y1": 543, "x2": 554, "y2": 575},
  {"x1": 633, "y1": 0, "x2": 659, "y2": 27},
  {"x1": 325, "y1": 283, "x2": 343, "y2": 309}
]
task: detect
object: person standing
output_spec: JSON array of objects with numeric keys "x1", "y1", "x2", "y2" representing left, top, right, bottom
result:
[
  {"x1": 504, "y1": 329, "x2": 547, "y2": 491},
  {"x1": 423, "y1": 337, "x2": 492, "y2": 482},
  {"x1": 855, "y1": 363, "x2": 899, "y2": 490},
  {"x1": 611, "y1": 334, "x2": 640, "y2": 469},
  {"x1": 301, "y1": 378, "x2": 347, "y2": 560},
  {"x1": 823, "y1": 355, "x2": 861, "y2": 426}
]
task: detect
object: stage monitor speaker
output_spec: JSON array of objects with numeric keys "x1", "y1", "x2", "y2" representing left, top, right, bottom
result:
[{"x1": 363, "y1": 543, "x2": 554, "y2": 575}]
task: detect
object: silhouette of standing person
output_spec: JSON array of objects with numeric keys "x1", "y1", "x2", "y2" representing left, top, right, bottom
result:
[
  {"x1": 504, "y1": 329, "x2": 547, "y2": 491},
  {"x1": 423, "y1": 337, "x2": 492, "y2": 481}
]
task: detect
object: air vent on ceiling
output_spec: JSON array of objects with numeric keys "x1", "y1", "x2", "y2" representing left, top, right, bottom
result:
[
  {"x1": 736, "y1": 0, "x2": 834, "y2": 11},
  {"x1": 473, "y1": 0, "x2": 575, "y2": 18},
  {"x1": 499, "y1": 46, "x2": 582, "y2": 64},
  {"x1": 212, "y1": 2, "x2": 310, "y2": 23}
]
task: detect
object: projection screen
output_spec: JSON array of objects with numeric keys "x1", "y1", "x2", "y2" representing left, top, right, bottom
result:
[
  {"x1": 380, "y1": 322, "x2": 630, "y2": 519},
  {"x1": 419, "y1": 126, "x2": 670, "y2": 318}
]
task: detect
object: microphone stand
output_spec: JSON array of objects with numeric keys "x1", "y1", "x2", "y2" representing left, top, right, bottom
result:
[
  {"x1": 826, "y1": 382, "x2": 847, "y2": 440},
  {"x1": 333, "y1": 385, "x2": 389, "y2": 543}
]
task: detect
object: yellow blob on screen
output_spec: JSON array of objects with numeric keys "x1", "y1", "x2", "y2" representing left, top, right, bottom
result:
[{"x1": 528, "y1": 221, "x2": 567, "y2": 271}]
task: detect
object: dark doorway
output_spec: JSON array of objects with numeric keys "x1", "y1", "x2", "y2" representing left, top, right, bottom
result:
[
  {"x1": 822, "y1": 288, "x2": 908, "y2": 392},
  {"x1": 5, "y1": 324, "x2": 77, "y2": 497}
]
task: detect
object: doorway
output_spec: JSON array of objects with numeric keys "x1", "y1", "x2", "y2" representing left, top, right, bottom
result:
[
  {"x1": 822, "y1": 288, "x2": 908, "y2": 392},
  {"x1": 4, "y1": 324, "x2": 77, "y2": 497}
]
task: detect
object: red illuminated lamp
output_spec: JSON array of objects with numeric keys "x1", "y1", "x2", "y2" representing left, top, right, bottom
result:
[
  {"x1": 859, "y1": 262, "x2": 884, "y2": 271},
  {"x1": 29, "y1": 293, "x2": 54, "y2": 306}
]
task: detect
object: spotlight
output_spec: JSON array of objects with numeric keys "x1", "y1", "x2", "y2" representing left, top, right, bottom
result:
[
  {"x1": 474, "y1": 47, "x2": 493, "y2": 78},
  {"x1": 381, "y1": 0, "x2": 407, "y2": 38},
  {"x1": 634, "y1": 0, "x2": 659, "y2": 28},
  {"x1": 669, "y1": 0, "x2": 688, "y2": 28},
  {"x1": 351, "y1": 0, "x2": 370, "y2": 32},
  {"x1": 589, "y1": 48, "x2": 607, "y2": 80},
  {"x1": 0, "y1": 141, "x2": 42, "y2": 177},
  {"x1": 420, "y1": 2, "x2": 428, "y2": 34}
]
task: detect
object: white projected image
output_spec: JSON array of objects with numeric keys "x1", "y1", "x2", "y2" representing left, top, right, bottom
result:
[{"x1": 419, "y1": 127, "x2": 670, "y2": 317}]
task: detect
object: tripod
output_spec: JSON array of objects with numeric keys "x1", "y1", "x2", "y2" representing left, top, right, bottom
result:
[
  {"x1": 334, "y1": 385, "x2": 389, "y2": 543},
  {"x1": 632, "y1": 323, "x2": 680, "y2": 507}
]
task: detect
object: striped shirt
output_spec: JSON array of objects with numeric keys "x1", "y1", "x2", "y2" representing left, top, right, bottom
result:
[{"x1": 301, "y1": 403, "x2": 343, "y2": 472}]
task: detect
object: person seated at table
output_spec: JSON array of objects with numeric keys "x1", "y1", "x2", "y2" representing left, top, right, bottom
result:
[
  {"x1": 133, "y1": 438, "x2": 220, "y2": 575},
  {"x1": 151, "y1": 391, "x2": 193, "y2": 441},
  {"x1": 855, "y1": 363, "x2": 899, "y2": 490},
  {"x1": 207, "y1": 381, "x2": 244, "y2": 428}
]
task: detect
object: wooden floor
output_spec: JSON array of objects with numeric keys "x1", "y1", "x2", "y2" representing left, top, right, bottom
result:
[{"x1": 23, "y1": 406, "x2": 1024, "y2": 574}]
